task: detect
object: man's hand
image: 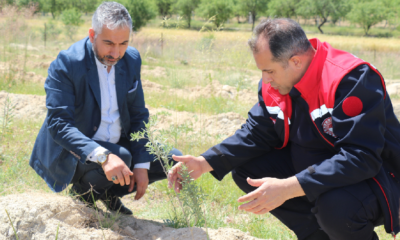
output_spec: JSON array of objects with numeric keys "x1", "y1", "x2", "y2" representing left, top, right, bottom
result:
[
  {"x1": 128, "y1": 168, "x2": 149, "y2": 200},
  {"x1": 167, "y1": 155, "x2": 213, "y2": 193},
  {"x1": 237, "y1": 176, "x2": 305, "y2": 215},
  {"x1": 102, "y1": 154, "x2": 133, "y2": 186}
]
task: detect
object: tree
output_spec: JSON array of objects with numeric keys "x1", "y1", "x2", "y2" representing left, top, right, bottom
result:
[
  {"x1": 154, "y1": 0, "x2": 176, "y2": 18},
  {"x1": 39, "y1": 0, "x2": 64, "y2": 18},
  {"x1": 237, "y1": 0, "x2": 270, "y2": 31},
  {"x1": 297, "y1": 0, "x2": 350, "y2": 34},
  {"x1": 174, "y1": 0, "x2": 201, "y2": 28},
  {"x1": 117, "y1": 0, "x2": 157, "y2": 31},
  {"x1": 198, "y1": 0, "x2": 234, "y2": 28},
  {"x1": 347, "y1": 0, "x2": 387, "y2": 35},
  {"x1": 61, "y1": 8, "x2": 84, "y2": 40},
  {"x1": 381, "y1": 0, "x2": 400, "y2": 28},
  {"x1": 267, "y1": 0, "x2": 300, "y2": 18},
  {"x1": 232, "y1": 0, "x2": 244, "y2": 23},
  {"x1": 64, "y1": 0, "x2": 98, "y2": 14}
]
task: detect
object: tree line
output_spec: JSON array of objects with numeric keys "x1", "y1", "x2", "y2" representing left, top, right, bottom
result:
[{"x1": 3, "y1": 0, "x2": 400, "y2": 35}]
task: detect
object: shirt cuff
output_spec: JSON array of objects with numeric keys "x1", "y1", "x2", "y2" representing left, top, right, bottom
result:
[
  {"x1": 134, "y1": 162, "x2": 150, "y2": 170},
  {"x1": 86, "y1": 146, "x2": 109, "y2": 162}
]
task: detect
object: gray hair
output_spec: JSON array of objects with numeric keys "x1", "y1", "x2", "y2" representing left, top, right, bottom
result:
[
  {"x1": 92, "y1": 2, "x2": 132, "y2": 36},
  {"x1": 248, "y1": 18, "x2": 311, "y2": 64}
]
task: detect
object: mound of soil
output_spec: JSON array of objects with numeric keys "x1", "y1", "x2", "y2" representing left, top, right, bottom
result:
[
  {"x1": 0, "y1": 92, "x2": 47, "y2": 120},
  {"x1": 0, "y1": 192, "x2": 267, "y2": 240}
]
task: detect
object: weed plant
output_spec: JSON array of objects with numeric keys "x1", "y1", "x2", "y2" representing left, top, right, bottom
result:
[
  {"x1": 5, "y1": 209, "x2": 19, "y2": 240},
  {"x1": 0, "y1": 94, "x2": 15, "y2": 141}
]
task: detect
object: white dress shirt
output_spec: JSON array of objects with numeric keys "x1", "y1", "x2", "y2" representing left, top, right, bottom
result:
[{"x1": 86, "y1": 57, "x2": 150, "y2": 170}]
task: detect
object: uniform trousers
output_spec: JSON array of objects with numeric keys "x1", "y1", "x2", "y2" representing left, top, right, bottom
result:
[
  {"x1": 231, "y1": 147, "x2": 384, "y2": 240},
  {"x1": 70, "y1": 137, "x2": 181, "y2": 201}
]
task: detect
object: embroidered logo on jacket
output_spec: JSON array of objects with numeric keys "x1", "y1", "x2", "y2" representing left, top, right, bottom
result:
[{"x1": 322, "y1": 117, "x2": 336, "y2": 138}]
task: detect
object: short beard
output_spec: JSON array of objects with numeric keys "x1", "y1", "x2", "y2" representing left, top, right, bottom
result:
[{"x1": 92, "y1": 40, "x2": 121, "y2": 67}]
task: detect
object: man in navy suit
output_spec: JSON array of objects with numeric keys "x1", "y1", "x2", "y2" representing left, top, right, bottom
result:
[{"x1": 30, "y1": 2, "x2": 181, "y2": 215}]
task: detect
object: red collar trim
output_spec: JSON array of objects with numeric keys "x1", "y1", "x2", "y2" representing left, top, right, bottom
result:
[{"x1": 294, "y1": 38, "x2": 328, "y2": 100}]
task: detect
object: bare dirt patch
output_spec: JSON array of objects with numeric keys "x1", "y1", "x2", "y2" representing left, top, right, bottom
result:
[
  {"x1": 0, "y1": 61, "x2": 46, "y2": 84},
  {"x1": 0, "y1": 92, "x2": 246, "y2": 138},
  {"x1": 142, "y1": 79, "x2": 257, "y2": 105},
  {"x1": 0, "y1": 192, "x2": 267, "y2": 240},
  {"x1": 148, "y1": 106, "x2": 245, "y2": 138}
]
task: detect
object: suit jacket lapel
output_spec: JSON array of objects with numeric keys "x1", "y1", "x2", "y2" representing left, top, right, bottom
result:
[
  {"x1": 86, "y1": 40, "x2": 101, "y2": 109},
  {"x1": 115, "y1": 63, "x2": 127, "y2": 112}
]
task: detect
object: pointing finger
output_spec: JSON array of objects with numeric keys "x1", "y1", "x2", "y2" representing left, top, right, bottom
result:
[{"x1": 128, "y1": 175, "x2": 135, "y2": 192}]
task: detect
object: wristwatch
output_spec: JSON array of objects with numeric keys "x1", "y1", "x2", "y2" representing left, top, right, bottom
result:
[{"x1": 96, "y1": 150, "x2": 112, "y2": 166}]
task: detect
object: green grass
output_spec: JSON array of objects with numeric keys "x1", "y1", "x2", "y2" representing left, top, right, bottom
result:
[
  {"x1": 0, "y1": 119, "x2": 50, "y2": 195},
  {"x1": 0, "y1": 80, "x2": 45, "y2": 95}
]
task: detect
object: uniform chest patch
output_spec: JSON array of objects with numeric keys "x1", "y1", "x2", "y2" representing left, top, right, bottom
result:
[
  {"x1": 342, "y1": 96, "x2": 363, "y2": 117},
  {"x1": 322, "y1": 117, "x2": 336, "y2": 138}
]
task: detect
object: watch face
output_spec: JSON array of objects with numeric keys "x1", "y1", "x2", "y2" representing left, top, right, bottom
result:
[{"x1": 98, "y1": 154, "x2": 107, "y2": 163}]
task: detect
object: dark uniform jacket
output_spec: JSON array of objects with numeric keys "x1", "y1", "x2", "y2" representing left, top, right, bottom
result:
[
  {"x1": 29, "y1": 37, "x2": 152, "y2": 192},
  {"x1": 202, "y1": 38, "x2": 400, "y2": 236}
]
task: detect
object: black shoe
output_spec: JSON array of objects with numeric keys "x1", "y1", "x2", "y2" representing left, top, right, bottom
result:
[{"x1": 100, "y1": 196, "x2": 133, "y2": 215}]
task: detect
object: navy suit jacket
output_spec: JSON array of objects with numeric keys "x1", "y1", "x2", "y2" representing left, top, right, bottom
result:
[{"x1": 30, "y1": 37, "x2": 152, "y2": 192}]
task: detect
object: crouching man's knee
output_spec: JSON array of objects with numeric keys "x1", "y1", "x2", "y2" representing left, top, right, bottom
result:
[
  {"x1": 231, "y1": 168, "x2": 257, "y2": 194},
  {"x1": 312, "y1": 184, "x2": 381, "y2": 240}
]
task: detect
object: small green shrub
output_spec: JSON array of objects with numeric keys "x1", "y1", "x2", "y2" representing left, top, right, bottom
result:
[
  {"x1": 61, "y1": 9, "x2": 84, "y2": 41},
  {"x1": 131, "y1": 115, "x2": 208, "y2": 230}
]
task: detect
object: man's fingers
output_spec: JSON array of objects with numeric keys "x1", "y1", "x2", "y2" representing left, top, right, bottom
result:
[
  {"x1": 123, "y1": 170, "x2": 131, "y2": 186},
  {"x1": 135, "y1": 187, "x2": 144, "y2": 200},
  {"x1": 243, "y1": 201, "x2": 265, "y2": 213},
  {"x1": 247, "y1": 177, "x2": 266, "y2": 187},
  {"x1": 171, "y1": 155, "x2": 192, "y2": 163},
  {"x1": 174, "y1": 179, "x2": 182, "y2": 193},
  {"x1": 254, "y1": 208, "x2": 269, "y2": 215},
  {"x1": 117, "y1": 172, "x2": 125, "y2": 186},
  {"x1": 106, "y1": 174, "x2": 112, "y2": 182},
  {"x1": 128, "y1": 175, "x2": 135, "y2": 192},
  {"x1": 237, "y1": 189, "x2": 259, "y2": 203},
  {"x1": 238, "y1": 198, "x2": 259, "y2": 210},
  {"x1": 112, "y1": 174, "x2": 119, "y2": 184},
  {"x1": 135, "y1": 184, "x2": 147, "y2": 200},
  {"x1": 168, "y1": 163, "x2": 182, "y2": 188}
]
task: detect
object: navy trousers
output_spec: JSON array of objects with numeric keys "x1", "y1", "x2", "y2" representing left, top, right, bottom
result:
[
  {"x1": 70, "y1": 137, "x2": 181, "y2": 201},
  {"x1": 231, "y1": 147, "x2": 384, "y2": 240}
]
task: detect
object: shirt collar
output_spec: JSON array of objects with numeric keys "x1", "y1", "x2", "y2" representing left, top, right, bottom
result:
[{"x1": 94, "y1": 56, "x2": 113, "y2": 72}]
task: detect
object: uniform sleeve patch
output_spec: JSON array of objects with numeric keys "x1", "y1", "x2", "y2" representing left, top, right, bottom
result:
[{"x1": 342, "y1": 96, "x2": 363, "y2": 117}]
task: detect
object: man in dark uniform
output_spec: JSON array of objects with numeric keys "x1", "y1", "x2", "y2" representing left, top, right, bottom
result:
[{"x1": 168, "y1": 18, "x2": 400, "y2": 240}]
